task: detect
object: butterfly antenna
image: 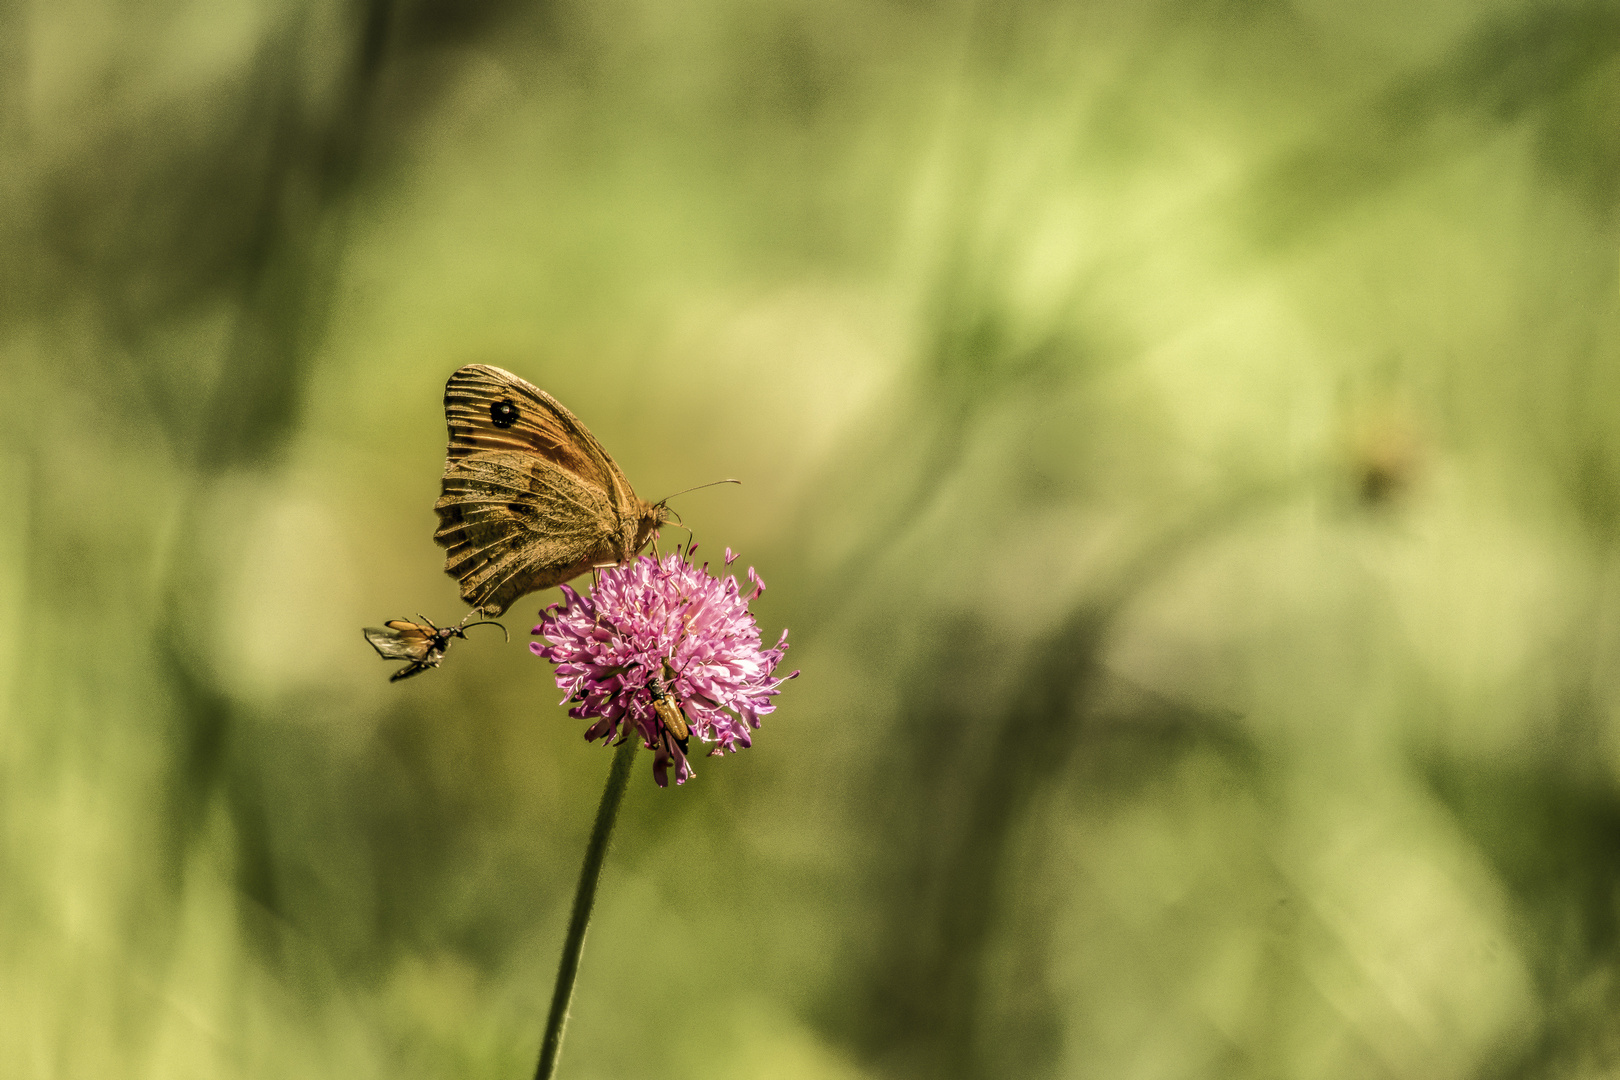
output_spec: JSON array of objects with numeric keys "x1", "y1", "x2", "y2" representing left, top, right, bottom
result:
[
  {"x1": 461, "y1": 620, "x2": 510, "y2": 643},
  {"x1": 655, "y1": 478, "x2": 741, "y2": 508}
]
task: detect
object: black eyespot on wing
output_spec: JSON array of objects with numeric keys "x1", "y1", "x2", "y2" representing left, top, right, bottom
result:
[{"x1": 491, "y1": 399, "x2": 520, "y2": 428}]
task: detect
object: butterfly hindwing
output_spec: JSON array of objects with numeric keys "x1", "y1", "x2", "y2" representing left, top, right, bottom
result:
[{"x1": 435, "y1": 450, "x2": 622, "y2": 615}]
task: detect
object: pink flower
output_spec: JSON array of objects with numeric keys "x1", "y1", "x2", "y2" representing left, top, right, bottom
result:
[{"x1": 531, "y1": 550, "x2": 797, "y2": 786}]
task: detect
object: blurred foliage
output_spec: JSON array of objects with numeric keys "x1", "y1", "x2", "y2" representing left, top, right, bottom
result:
[{"x1": 2, "y1": 0, "x2": 1619, "y2": 1077}]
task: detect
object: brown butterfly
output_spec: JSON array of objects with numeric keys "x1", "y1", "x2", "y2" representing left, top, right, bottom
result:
[
  {"x1": 434, "y1": 364, "x2": 731, "y2": 616},
  {"x1": 363, "y1": 614, "x2": 507, "y2": 682}
]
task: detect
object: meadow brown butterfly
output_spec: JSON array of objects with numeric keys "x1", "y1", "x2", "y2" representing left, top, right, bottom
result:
[
  {"x1": 433, "y1": 365, "x2": 673, "y2": 616},
  {"x1": 364, "y1": 614, "x2": 507, "y2": 681}
]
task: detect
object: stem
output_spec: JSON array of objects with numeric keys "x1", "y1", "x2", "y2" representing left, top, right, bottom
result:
[{"x1": 534, "y1": 734, "x2": 640, "y2": 1080}]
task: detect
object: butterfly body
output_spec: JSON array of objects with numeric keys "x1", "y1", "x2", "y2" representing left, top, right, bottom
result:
[{"x1": 434, "y1": 365, "x2": 668, "y2": 616}]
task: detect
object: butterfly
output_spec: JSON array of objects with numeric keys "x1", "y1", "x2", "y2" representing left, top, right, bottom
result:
[
  {"x1": 363, "y1": 614, "x2": 507, "y2": 682},
  {"x1": 433, "y1": 365, "x2": 672, "y2": 617}
]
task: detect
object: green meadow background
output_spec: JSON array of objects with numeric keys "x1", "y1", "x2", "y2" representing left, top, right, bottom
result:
[{"x1": 3, "y1": 1, "x2": 1619, "y2": 1077}]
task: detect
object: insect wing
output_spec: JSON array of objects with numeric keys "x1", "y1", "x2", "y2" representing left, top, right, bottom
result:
[
  {"x1": 653, "y1": 697, "x2": 690, "y2": 742},
  {"x1": 435, "y1": 365, "x2": 663, "y2": 615},
  {"x1": 434, "y1": 450, "x2": 614, "y2": 615},
  {"x1": 364, "y1": 621, "x2": 435, "y2": 662},
  {"x1": 443, "y1": 365, "x2": 625, "y2": 493},
  {"x1": 649, "y1": 677, "x2": 691, "y2": 752}
]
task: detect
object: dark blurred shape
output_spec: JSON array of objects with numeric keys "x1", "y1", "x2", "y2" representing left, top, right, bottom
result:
[
  {"x1": 1427, "y1": 756, "x2": 1620, "y2": 1077},
  {"x1": 1347, "y1": 409, "x2": 1423, "y2": 509}
]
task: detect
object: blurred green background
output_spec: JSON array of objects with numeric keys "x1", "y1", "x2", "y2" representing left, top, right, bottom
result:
[{"x1": 3, "y1": 0, "x2": 1619, "y2": 1077}]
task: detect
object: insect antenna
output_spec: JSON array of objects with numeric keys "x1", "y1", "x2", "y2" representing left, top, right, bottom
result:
[{"x1": 460, "y1": 620, "x2": 510, "y2": 643}]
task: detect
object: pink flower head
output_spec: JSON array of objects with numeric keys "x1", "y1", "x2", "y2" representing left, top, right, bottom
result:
[{"x1": 531, "y1": 551, "x2": 797, "y2": 786}]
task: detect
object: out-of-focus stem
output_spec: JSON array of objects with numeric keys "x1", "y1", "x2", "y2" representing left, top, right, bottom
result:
[{"x1": 534, "y1": 734, "x2": 640, "y2": 1080}]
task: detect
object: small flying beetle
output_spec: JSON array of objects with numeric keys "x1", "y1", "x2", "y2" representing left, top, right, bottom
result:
[{"x1": 363, "y1": 613, "x2": 507, "y2": 682}]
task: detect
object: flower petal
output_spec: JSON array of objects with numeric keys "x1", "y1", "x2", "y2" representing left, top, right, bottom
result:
[{"x1": 532, "y1": 551, "x2": 793, "y2": 785}]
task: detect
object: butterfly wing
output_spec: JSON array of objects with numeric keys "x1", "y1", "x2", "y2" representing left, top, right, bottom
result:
[
  {"x1": 443, "y1": 365, "x2": 630, "y2": 493},
  {"x1": 437, "y1": 366, "x2": 659, "y2": 613},
  {"x1": 435, "y1": 449, "x2": 621, "y2": 615},
  {"x1": 365, "y1": 621, "x2": 434, "y2": 662}
]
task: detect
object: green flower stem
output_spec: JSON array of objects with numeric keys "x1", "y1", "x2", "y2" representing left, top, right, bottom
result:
[{"x1": 534, "y1": 734, "x2": 640, "y2": 1080}]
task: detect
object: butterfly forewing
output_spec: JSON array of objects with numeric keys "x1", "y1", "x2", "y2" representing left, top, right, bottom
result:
[
  {"x1": 443, "y1": 366, "x2": 619, "y2": 487},
  {"x1": 434, "y1": 365, "x2": 667, "y2": 616}
]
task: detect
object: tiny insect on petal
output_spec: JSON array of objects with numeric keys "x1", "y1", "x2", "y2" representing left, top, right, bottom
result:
[{"x1": 532, "y1": 551, "x2": 793, "y2": 786}]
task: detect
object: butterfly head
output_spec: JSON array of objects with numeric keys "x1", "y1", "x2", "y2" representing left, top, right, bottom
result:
[{"x1": 633, "y1": 500, "x2": 672, "y2": 557}]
